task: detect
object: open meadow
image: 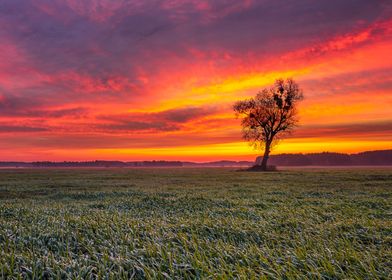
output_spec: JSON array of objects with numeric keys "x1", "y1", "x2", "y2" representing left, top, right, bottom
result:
[{"x1": 0, "y1": 167, "x2": 391, "y2": 279}]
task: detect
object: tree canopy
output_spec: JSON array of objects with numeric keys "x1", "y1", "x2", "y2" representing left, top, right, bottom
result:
[{"x1": 233, "y1": 78, "x2": 303, "y2": 170}]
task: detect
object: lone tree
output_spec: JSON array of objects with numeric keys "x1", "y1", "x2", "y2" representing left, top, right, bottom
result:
[{"x1": 233, "y1": 78, "x2": 303, "y2": 171}]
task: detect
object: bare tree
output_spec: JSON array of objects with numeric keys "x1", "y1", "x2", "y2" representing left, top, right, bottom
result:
[{"x1": 233, "y1": 78, "x2": 303, "y2": 171}]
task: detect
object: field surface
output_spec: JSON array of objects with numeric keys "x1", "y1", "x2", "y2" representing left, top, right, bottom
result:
[{"x1": 0, "y1": 168, "x2": 391, "y2": 279}]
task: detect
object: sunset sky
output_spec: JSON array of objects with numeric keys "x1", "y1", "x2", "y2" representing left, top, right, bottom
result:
[{"x1": 0, "y1": 0, "x2": 391, "y2": 161}]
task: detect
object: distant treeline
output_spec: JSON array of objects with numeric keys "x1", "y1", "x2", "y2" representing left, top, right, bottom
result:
[
  {"x1": 0, "y1": 160, "x2": 251, "y2": 168},
  {"x1": 0, "y1": 150, "x2": 391, "y2": 167},
  {"x1": 262, "y1": 150, "x2": 392, "y2": 166},
  {"x1": 0, "y1": 160, "x2": 184, "y2": 168}
]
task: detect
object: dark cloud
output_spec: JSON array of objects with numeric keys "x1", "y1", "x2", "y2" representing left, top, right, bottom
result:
[
  {"x1": 0, "y1": 119, "x2": 390, "y2": 149},
  {"x1": 97, "y1": 122, "x2": 180, "y2": 132},
  {"x1": 96, "y1": 106, "x2": 218, "y2": 132},
  {"x1": 300, "y1": 67, "x2": 392, "y2": 98},
  {"x1": 0, "y1": 95, "x2": 87, "y2": 118},
  {"x1": 0, "y1": 0, "x2": 388, "y2": 86},
  {"x1": 0, "y1": 131, "x2": 238, "y2": 149},
  {"x1": 156, "y1": 106, "x2": 216, "y2": 122},
  {"x1": 294, "y1": 120, "x2": 392, "y2": 138},
  {"x1": 0, "y1": 124, "x2": 48, "y2": 133}
]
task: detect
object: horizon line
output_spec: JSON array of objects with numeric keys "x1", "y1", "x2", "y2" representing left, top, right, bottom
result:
[{"x1": 0, "y1": 149, "x2": 390, "y2": 163}]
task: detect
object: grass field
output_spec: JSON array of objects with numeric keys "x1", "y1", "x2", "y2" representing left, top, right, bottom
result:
[{"x1": 0, "y1": 167, "x2": 391, "y2": 279}]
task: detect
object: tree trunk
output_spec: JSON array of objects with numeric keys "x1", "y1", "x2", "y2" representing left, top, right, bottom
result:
[{"x1": 260, "y1": 142, "x2": 271, "y2": 171}]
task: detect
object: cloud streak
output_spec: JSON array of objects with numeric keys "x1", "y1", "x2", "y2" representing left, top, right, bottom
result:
[{"x1": 95, "y1": 106, "x2": 220, "y2": 132}]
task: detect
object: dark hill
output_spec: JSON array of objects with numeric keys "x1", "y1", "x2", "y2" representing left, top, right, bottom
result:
[{"x1": 261, "y1": 150, "x2": 392, "y2": 166}]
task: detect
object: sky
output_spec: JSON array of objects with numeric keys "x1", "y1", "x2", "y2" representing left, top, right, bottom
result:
[{"x1": 0, "y1": 0, "x2": 391, "y2": 161}]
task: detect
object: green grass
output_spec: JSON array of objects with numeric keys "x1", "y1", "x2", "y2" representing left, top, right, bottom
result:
[{"x1": 0, "y1": 167, "x2": 391, "y2": 279}]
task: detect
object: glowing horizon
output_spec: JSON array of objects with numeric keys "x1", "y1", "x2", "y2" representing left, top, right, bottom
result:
[{"x1": 0, "y1": 0, "x2": 391, "y2": 161}]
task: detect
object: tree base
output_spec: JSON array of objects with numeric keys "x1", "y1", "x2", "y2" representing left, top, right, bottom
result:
[{"x1": 245, "y1": 165, "x2": 277, "y2": 172}]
